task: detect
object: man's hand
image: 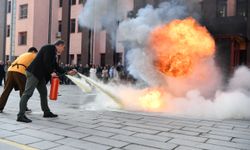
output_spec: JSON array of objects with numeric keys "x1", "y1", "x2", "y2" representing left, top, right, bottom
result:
[
  {"x1": 51, "y1": 72, "x2": 57, "y2": 77},
  {"x1": 67, "y1": 69, "x2": 77, "y2": 76}
]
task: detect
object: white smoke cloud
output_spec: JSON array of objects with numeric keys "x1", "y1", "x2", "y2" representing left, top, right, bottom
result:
[
  {"x1": 77, "y1": 0, "x2": 250, "y2": 119},
  {"x1": 90, "y1": 66, "x2": 250, "y2": 119},
  {"x1": 228, "y1": 66, "x2": 250, "y2": 92},
  {"x1": 78, "y1": 0, "x2": 129, "y2": 46},
  {"x1": 118, "y1": 0, "x2": 204, "y2": 89}
]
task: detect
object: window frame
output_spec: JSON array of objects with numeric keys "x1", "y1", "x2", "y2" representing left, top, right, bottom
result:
[
  {"x1": 18, "y1": 32, "x2": 27, "y2": 45},
  {"x1": 19, "y1": 4, "x2": 28, "y2": 19},
  {"x1": 58, "y1": 20, "x2": 62, "y2": 32},
  {"x1": 6, "y1": 25, "x2": 10, "y2": 37},
  {"x1": 70, "y1": 19, "x2": 76, "y2": 33},
  {"x1": 216, "y1": 0, "x2": 227, "y2": 17},
  {"x1": 7, "y1": 1, "x2": 11, "y2": 13},
  {"x1": 71, "y1": 0, "x2": 76, "y2": 5},
  {"x1": 236, "y1": 0, "x2": 248, "y2": 17},
  {"x1": 59, "y1": 0, "x2": 63, "y2": 7}
]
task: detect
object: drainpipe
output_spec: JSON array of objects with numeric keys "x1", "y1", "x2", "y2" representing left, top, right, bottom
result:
[
  {"x1": 10, "y1": 0, "x2": 16, "y2": 62},
  {"x1": 48, "y1": 0, "x2": 52, "y2": 44}
]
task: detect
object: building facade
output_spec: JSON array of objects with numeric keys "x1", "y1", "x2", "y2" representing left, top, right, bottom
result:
[
  {"x1": 0, "y1": 0, "x2": 7, "y2": 61},
  {"x1": 4, "y1": 0, "x2": 249, "y2": 72},
  {"x1": 5, "y1": 0, "x2": 84, "y2": 64},
  {"x1": 4, "y1": 0, "x2": 164, "y2": 66},
  {"x1": 202, "y1": 0, "x2": 250, "y2": 75}
]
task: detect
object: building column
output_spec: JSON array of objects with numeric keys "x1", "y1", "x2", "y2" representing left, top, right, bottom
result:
[
  {"x1": 105, "y1": 33, "x2": 115, "y2": 66},
  {"x1": 61, "y1": 0, "x2": 71, "y2": 64},
  {"x1": 227, "y1": 0, "x2": 236, "y2": 17},
  {"x1": 247, "y1": 41, "x2": 250, "y2": 67},
  {"x1": 247, "y1": 0, "x2": 250, "y2": 67},
  {"x1": 81, "y1": 28, "x2": 91, "y2": 65},
  {"x1": 0, "y1": 0, "x2": 7, "y2": 62}
]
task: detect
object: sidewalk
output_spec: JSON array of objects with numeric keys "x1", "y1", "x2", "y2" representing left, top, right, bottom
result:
[{"x1": 0, "y1": 85, "x2": 250, "y2": 150}]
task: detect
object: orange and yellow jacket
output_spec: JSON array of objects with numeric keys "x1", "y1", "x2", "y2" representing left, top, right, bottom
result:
[{"x1": 8, "y1": 52, "x2": 36, "y2": 75}]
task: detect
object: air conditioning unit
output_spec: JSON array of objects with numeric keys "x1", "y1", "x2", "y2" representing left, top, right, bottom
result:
[{"x1": 56, "y1": 32, "x2": 61, "y2": 38}]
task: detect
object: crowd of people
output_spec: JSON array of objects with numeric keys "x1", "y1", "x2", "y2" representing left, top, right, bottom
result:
[{"x1": 58, "y1": 63, "x2": 136, "y2": 84}]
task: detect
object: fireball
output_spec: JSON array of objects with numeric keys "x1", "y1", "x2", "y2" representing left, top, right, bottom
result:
[
  {"x1": 150, "y1": 17, "x2": 215, "y2": 77},
  {"x1": 139, "y1": 89, "x2": 165, "y2": 111}
]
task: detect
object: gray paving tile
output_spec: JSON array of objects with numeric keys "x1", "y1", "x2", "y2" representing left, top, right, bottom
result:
[
  {"x1": 122, "y1": 126, "x2": 160, "y2": 134},
  {"x1": 200, "y1": 133, "x2": 232, "y2": 141},
  {"x1": 111, "y1": 134, "x2": 177, "y2": 149},
  {"x1": 69, "y1": 127, "x2": 115, "y2": 137},
  {"x1": 124, "y1": 144, "x2": 161, "y2": 150},
  {"x1": 95, "y1": 126, "x2": 135, "y2": 135},
  {"x1": 206, "y1": 139, "x2": 250, "y2": 150},
  {"x1": 83, "y1": 136, "x2": 129, "y2": 147},
  {"x1": 123, "y1": 122, "x2": 171, "y2": 131},
  {"x1": 209, "y1": 130, "x2": 250, "y2": 140},
  {"x1": 0, "y1": 123, "x2": 26, "y2": 131},
  {"x1": 0, "y1": 130, "x2": 18, "y2": 138},
  {"x1": 50, "y1": 145, "x2": 81, "y2": 150},
  {"x1": 33, "y1": 120, "x2": 73, "y2": 129},
  {"x1": 158, "y1": 132, "x2": 207, "y2": 142},
  {"x1": 169, "y1": 138, "x2": 240, "y2": 150},
  {"x1": 5, "y1": 135, "x2": 42, "y2": 145},
  {"x1": 175, "y1": 145, "x2": 202, "y2": 150},
  {"x1": 55, "y1": 138, "x2": 111, "y2": 150},
  {"x1": 42, "y1": 127, "x2": 89, "y2": 139},
  {"x1": 232, "y1": 138, "x2": 250, "y2": 145},
  {"x1": 132, "y1": 133, "x2": 171, "y2": 142},
  {"x1": 170, "y1": 129, "x2": 200, "y2": 136},
  {"x1": 16, "y1": 129, "x2": 64, "y2": 141},
  {"x1": 0, "y1": 142, "x2": 21, "y2": 150},
  {"x1": 182, "y1": 127, "x2": 210, "y2": 133},
  {"x1": 97, "y1": 122, "x2": 124, "y2": 128},
  {"x1": 29, "y1": 141, "x2": 60, "y2": 150}
]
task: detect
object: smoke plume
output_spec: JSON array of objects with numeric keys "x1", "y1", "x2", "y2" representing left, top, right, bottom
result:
[{"x1": 77, "y1": 0, "x2": 250, "y2": 119}]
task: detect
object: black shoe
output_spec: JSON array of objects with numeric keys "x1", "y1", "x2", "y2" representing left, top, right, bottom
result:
[
  {"x1": 0, "y1": 110, "x2": 2, "y2": 113},
  {"x1": 17, "y1": 115, "x2": 32, "y2": 123},
  {"x1": 43, "y1": 112, "x2": 58, "y2": 118},
  {"x1": 25, "y1": 107, "x2": 32, "y2": 113}
]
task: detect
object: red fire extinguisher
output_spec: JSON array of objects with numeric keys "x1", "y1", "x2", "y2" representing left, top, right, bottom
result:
[{"x1": 49, "y1": 76, "x2": 60, "y2": 100}]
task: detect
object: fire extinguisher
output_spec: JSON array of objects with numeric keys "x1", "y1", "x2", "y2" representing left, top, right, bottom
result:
[{"x1": 49, "y1": 76, "x2": 60, "y2": 100}]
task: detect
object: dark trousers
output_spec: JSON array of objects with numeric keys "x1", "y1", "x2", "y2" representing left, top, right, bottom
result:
[
  {"x1": 0, "y1": 71, "x2": 26, "y2": 110},
  {"x1": 18, "y1": 71, "x2": 50, "y2": 117}
]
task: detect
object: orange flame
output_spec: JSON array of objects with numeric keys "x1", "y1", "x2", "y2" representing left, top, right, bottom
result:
[
  {"x1": 150, "y1": 17, "x2": 215, "y2": 77},
  {"x1": 139, "y1": 89, "x2": 165, "y2": 111}
]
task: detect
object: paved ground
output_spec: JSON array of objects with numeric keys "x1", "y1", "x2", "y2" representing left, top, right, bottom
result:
[{"x1": 0, "y1": 85, "x2": 250, "y2": 150}]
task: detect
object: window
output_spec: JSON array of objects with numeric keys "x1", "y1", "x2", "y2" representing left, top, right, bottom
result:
[
  {"x1": 70, "y1": 54, "x2": 74, "y2": 65},
  {"x1": 18, "y1": 32, "x2": 27, "y2": 45},
  {"x1": 236, "y1": 0, "x2": 248, "y2": 17},
  {"x1": 78, "y1": 20, "x2": 82, "y2": 32},
  {"x1": 7, "y1": 1, "x2": 11, "y2": 13},
  {"x1": 71, "y1": 0, "x2": 76, "y2": 5},
  {"x1": 77, "y1": 54, "x2": 81, "y2": 65},
  {"x1": 70, "y1": 19, "x2": 76, "y2": 33},
  {"x1": 79, "y1": 0, "x2": 86, "y2": 4},
  {"x1": 58, "y1": 20, "x2": 62, "y2": 32},
  {"x1": 217, "y1": 0, "x2": 227, "y2": 17},
  {"x1": 100, "y1": 53, "x2": 106, "y2": 67},
  {"x1": 59, "y1": 0, "x2": 63, "y2": 7},
  {"x1": 6, "y1": 25, "x2": 10, "y2": 37},
  {"x1": 19, "y1": 4, "x2": 28, "y2": 19}
]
